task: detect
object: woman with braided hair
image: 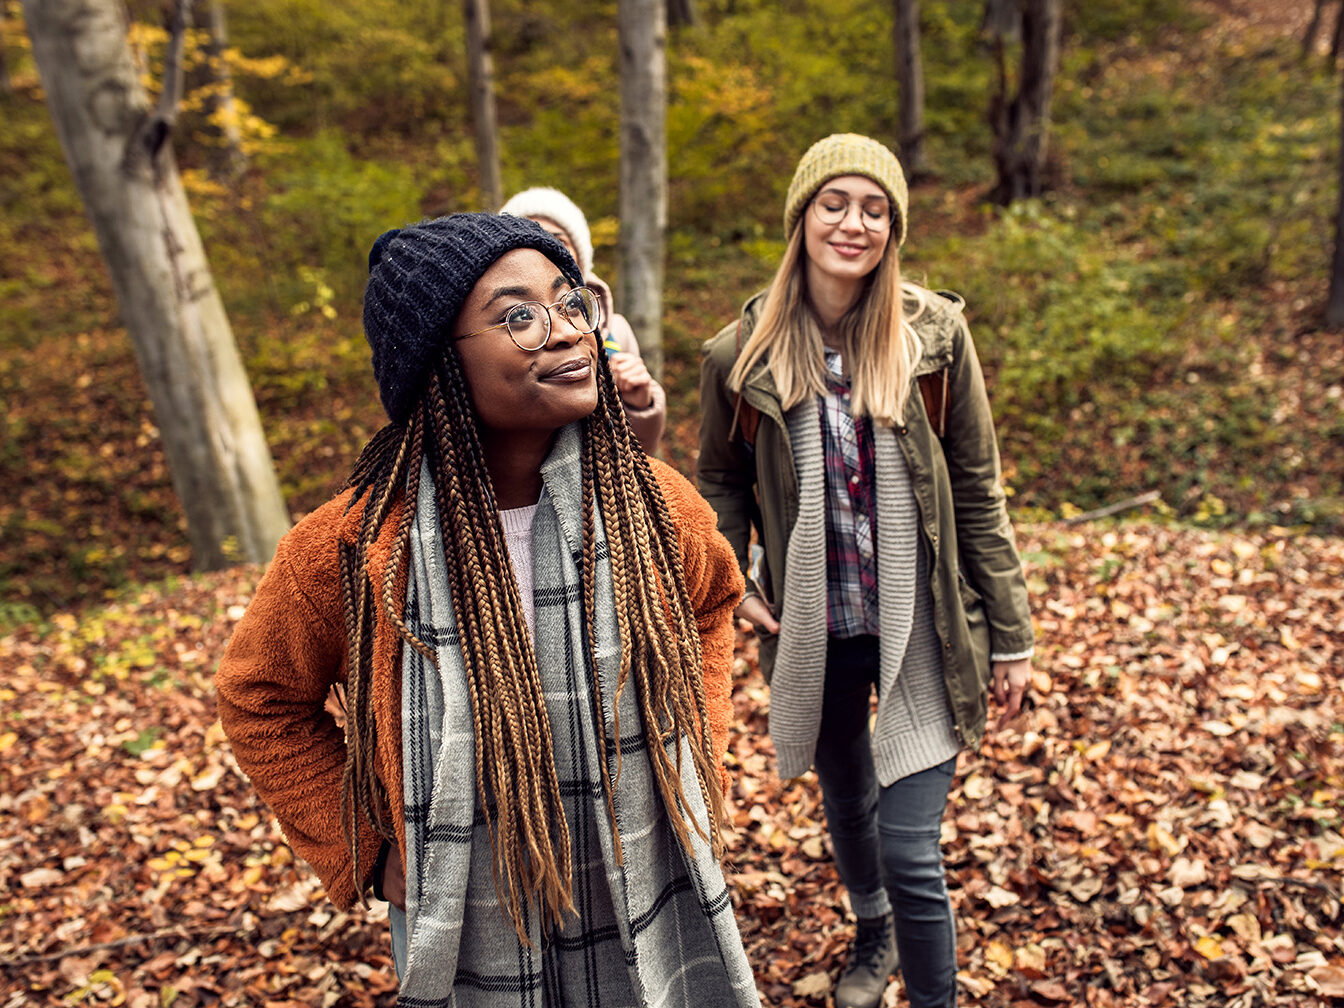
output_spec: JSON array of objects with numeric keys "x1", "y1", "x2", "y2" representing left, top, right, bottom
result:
[{"x1": 216, "y1": 213, "x2": 757, "y2": 1006}]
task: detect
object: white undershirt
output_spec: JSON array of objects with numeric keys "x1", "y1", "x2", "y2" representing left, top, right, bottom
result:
[{"x1": 498, "y1": 504, "x2": 539, "y2": 638}]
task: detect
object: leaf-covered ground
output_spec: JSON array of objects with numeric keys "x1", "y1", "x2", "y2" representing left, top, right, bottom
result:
[{"x1": 2, "y1": 522, "x2": 1341, "y2": 1006}]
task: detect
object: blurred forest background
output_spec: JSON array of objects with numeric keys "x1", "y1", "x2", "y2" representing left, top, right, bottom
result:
[
  {"x1": 2, "y1": 0, "x2": 1343, "y2": 619},
  {"x1": 4, "y1": 2, "x2": 1344, "y2": 1007}
]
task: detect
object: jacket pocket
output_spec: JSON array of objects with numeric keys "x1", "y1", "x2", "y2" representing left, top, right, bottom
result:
[
  {"x1": 957, "y1": 573, "x2": 991, "y2": 690},
  {"x1": 755, "y1": 627, "x2": 779, "y2": 686}
]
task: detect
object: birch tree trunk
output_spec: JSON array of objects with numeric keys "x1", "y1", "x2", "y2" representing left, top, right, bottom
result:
[
  {"x1": 203, "y1": 0, "x2": 247, "y2": 179},
  {"x1": 22, "y1": 0, "x2": 290, "y2": 570},
  {"x1": 618, "y1": 0, "x2": 666, "y2": 380},
  {"x1": 892, "y1": 0, "x2": 925, "y2": 177},
  {"x1": 463, "y1": 0, "x2": 502, "y2": 209},
  {"x1": 987, "y1": 0, "x2": 1061, "y2": 206}
]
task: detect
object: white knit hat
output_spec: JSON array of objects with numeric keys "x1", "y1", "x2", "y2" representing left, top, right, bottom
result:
[{"x1": 499, "y1": 187, "x2": 594, "y2": 278}]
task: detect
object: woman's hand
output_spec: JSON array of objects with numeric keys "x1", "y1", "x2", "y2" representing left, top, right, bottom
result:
[
  {"x1": 608, "y1": 351, "x2": 655, "y2": 410},
  {"x1": 734, "y1": 594, "x2": 779, "y2": 635},
  {"x1": 380, "y1": 841, "x2": 406, "y2": 911},
  {"x1": 992, "y1": 657, "x2": 1032, "y2": 729}
]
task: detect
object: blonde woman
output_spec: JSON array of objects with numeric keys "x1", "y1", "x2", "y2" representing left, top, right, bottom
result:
[{"x1": 697, "y1": 134, "x2": 1034, "y2": 1008}]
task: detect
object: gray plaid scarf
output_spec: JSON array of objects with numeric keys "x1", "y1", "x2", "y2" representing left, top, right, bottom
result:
[{"x1": 397, "y1": 424, "x2": 758, "y2": 1007}]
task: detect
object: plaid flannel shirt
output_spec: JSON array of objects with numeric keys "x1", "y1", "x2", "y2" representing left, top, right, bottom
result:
[{"x1": 821, "y1": 349, "x2": 881, "y2": 637}]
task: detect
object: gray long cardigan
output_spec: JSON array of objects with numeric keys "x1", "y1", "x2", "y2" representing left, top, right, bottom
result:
[{"x1": 697, "y1": 287, "x2": 1034, "y2": 760}]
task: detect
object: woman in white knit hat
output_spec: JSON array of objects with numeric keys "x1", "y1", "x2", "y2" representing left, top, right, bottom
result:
[
  {"x1": 697, "y1": 134, "x2": 1035, "y2": 1008},
  {"x1": 501, "y1": 187, "x2": 666, "y2": 453}
]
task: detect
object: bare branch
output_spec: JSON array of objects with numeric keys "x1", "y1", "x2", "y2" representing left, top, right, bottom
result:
[
  {"x1": 1062, "y1": 491, "x2": 1161, "y2": 525},
  {"x1": 145, "y1": 0, "x2": 195, "y2": 157}
]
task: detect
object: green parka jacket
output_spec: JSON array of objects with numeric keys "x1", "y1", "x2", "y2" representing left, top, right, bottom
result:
[{"x1": 697, "y1": 288, "x2": 1034, "y2": 750}]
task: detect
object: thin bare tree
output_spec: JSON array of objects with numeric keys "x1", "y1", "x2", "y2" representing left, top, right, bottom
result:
[
  {"x1": 667, "y1": 0, "x2": 697, "y2": 29},
  {"x1": 1326, "y1": 59, "x2": 1344, "y2": 327},
  {"x1": 463, "y1": 0, "x2": 502, "y2": 209},
  {"x1": 618, "y1": 0, "x2": 667, "y2": 380},
  {"x1": 985, "y1": 0, "x2": 1062, "y2": 205},
  {"x1": 1304, "y1": 0, "x2": 1332, "y2": 58},
  {"x1": 893, "y1": 0, "x2": 926, "y2": 177},
  {"x1": 0, "y1": 4, "x2": 12, "y2": 96},
  {"x1": 201, "y1": 0, "x2": 246, "y2": 179},
  {"x1": 22, "y1": 0, "x2": 290, "y2": 569}
]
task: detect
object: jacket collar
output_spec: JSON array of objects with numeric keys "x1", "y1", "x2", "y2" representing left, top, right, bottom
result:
[{"x1": 735, "y1": 291, "x2": 781, "y2": 406}]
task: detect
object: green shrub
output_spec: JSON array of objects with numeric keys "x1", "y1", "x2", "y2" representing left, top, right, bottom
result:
[{"x1": 258, "y1": 132, "x2": 422, "y2": 300}]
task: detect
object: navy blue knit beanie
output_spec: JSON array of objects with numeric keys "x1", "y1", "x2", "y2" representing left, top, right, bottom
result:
[{"x1": 363, "y1": 212, "x2": 583, "y2": 425}]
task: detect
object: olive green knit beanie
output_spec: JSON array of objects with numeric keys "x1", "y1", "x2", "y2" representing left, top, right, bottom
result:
[{"x1": 783, "y1": 133, "x2": 909, "y2": 246}]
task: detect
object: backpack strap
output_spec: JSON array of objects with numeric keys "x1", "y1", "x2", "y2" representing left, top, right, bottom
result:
[{"x1": 917, "y1": 368, "x2": 950, "y2": 439}]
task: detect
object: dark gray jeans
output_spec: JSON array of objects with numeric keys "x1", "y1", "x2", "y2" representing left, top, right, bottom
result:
[
  {"x1": 389, "y1": 902, "x2": 406, "y2": 978},
  {"x1": 813, "y1": 633, "x2": 957, "y2": 1008}
]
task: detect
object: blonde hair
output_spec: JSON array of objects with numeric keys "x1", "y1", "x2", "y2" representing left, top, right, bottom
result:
[{"x1": 728, "y1": 225, "x2": 925, "y2": 427}]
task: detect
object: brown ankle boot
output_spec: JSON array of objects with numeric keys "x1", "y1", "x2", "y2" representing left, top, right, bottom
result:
[{"x1": 834, "y1": 914, "x2": 898, "y2": 1008}]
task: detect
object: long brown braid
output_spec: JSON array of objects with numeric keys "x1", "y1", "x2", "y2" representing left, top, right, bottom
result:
[{"x1": 337, "y1": 342, "x2": 726, "y2": 942}]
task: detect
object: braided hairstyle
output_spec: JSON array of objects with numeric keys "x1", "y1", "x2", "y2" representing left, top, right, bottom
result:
[{"x1": 338, "y1": 339, "x2": 726, "y2": 943}]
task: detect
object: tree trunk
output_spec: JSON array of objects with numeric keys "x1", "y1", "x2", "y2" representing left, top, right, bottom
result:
[
  {"x1": 618, "y1": 0, "x2": 666, "y2": 381},
  {"x1": 462, "y1": 0, "x2": 502, "y2": 209},
  {"x1": 22, "y1": 0, "x2": 290, "y2": 570},
  {"x1": 1325, "y1": 60, "x2": 1344, "y2": 327},
  {"x1": 1303, "y1": 0, "x2": 1329, "y2": 58},
  {"x1": 1332, "y1": 0, "x2": 1344, "y2": 61},
  {"x1": 667, "y1": 0, "x2": 697, "y2": 29},
  {"x1": 202, "y1": 0, "x2": 247, "y2": 179},
  {"x1": 892, "y1": 0, "x2": 925, "y2": 177},
  {"x1": 0, "y1": 3, "x2": 11, "y2": 96},
  {"x1": 987, "y1": 0, "x2": 1061, "y2": 206}
]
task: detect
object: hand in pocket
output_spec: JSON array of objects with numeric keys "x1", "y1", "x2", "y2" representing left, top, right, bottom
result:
[{"x1": 381, "y1": 841, "x2": 406, "y2": 911}]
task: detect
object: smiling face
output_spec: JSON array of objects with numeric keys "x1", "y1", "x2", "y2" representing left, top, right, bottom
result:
[
  {"x1": 451, "y1": 248, "x2": 599, "y2": 444},
  {"x1": 801, "y1": 174, "x2": 893, "y2": 292}
]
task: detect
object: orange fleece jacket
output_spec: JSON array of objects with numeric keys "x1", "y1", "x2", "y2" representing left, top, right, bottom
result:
[{"x1": 215, "y1": 458, "x2": 744, "y2": 910}]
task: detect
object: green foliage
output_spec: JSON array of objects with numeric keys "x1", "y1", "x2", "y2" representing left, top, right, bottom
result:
[
  {"x1": 0, "y1": 102, "x2": 111, "y2": 344},
  {"x1": 971, "y1": 207, "x2": 1178, "y2": 387},
  {"x1": 124, "y1": 21, "x2": 287, "y2": 162},
  {"x1": 256, "y1": 131, "x2": 422, "y2": 301},
  {"x1": 224, "y1": 0, "x2": 464, "y2": 134},
  {"x1": 3, "y1": 0, "x2": 1344, "y2": 616},
  {"x1": 1068, "y1": 0, "x2": 1209, "y2": 44},
  {"x1": 0, "y1": 600, "x2": 43, "y2": 636},
  {"x1": 121, "y1": 728, "x2": 162, "y2": 757}
]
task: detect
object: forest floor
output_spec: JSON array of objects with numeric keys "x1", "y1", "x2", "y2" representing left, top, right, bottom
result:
[
  {"x1": 3, "y1": 1, "x2": 1344, "y2": 1006},
  {"x1": 1, "y1": 522, "x2": 1342, "y2": 1007}
]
